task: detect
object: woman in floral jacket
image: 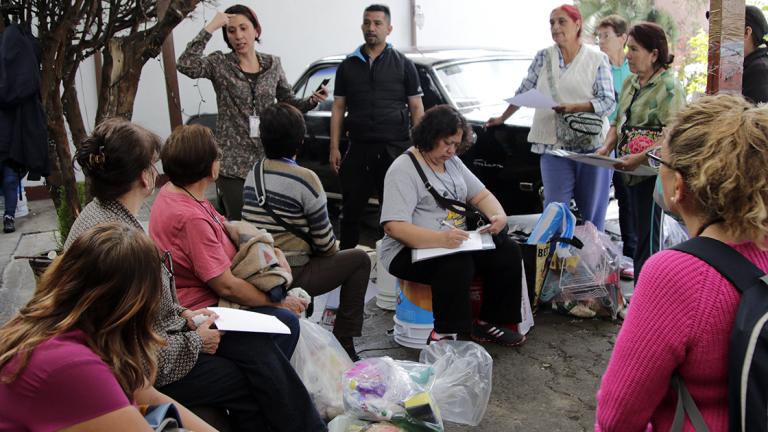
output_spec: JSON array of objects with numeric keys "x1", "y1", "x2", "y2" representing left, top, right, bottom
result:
[
  {"x1": 177, "y1": 4, "x2": 327, "y2": 220},
  {"x1": 597, "y1": 22, "x2": 685, "y2": 277}
]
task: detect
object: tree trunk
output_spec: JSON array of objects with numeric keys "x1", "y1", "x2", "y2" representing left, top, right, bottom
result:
[
  {"x1": 96, "y1": 0, "x2": 203, "y2": 123},
  {"x1": 62, "y1": 69, "x2": 87, "y2": 150},
  {"x1": 45, "y1": 90, "x2": 81, "y2": 219}
]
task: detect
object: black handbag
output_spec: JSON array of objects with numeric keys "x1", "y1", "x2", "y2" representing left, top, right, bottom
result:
[{"x1": 405, "y1": 151, "x2": 491, "y2": 231}]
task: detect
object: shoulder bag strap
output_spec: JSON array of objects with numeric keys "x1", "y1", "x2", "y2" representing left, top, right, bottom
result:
[
  {"x1": 670, "y1": 373, "x2": 710, "y2": 432},
  {"x1": 253, "y1": 159, "x2": 316, "y2": 253},
  {"x1": 671, "y1": 236, "x2": 763, "y2": 294},
  {"x1": 405, "y1": 151, "x2": 469, "y2": 216},
  {"x1": 545, "y1": 48, "x2": 561, "y2": 103}
]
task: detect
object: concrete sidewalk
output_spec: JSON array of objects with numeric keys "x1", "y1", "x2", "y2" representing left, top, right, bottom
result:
[{"x1": 0, "y1": 196, "x2": 622, "y2": 431}]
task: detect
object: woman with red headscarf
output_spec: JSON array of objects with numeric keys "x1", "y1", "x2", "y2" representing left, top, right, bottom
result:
[
  {"x1": 486, "y1": 4, "x2": 615, "y2": 232},
  {"x1": 178, "y1": 5, "x2": 329, "y2": 221}
]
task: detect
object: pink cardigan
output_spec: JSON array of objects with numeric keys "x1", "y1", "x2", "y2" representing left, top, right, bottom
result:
[{"x1": 595, "y1": 242, "x2": 768, "y2": 432}]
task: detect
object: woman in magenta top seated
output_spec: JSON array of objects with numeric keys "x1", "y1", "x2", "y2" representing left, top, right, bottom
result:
[
  {"x1": 595, "y1": 94, "x2": 768, "y2": 431},
  {"x1": 0, "y1": 223, "x2": 214, "y2": 432}
]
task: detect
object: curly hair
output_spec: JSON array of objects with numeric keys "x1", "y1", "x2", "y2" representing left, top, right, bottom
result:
[
  {"x1": 411, "y1": 105, "x2": 474, "y2": 154},
  {"x1": 666, "y1": 94, "x2": 768, "y2": 241}
]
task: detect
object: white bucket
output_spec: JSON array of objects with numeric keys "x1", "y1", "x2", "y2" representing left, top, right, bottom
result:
[
  {"x1": 375, "y1": 240, "x2": 397, "y2": 310},
  {"x1": 393, "y1": 316, "x2": 433, "y2": 349}
]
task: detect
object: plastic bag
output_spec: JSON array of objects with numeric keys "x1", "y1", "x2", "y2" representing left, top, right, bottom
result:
[
  {"x1": 418, "y1": 341, "x2": 492, "y2": 426},
  {"x1": 342, "y1": 357, "x2": 443, "y2": 431},
  {"x1": 660, "y1": 213, "x2": 689, "y2": 250},
  {"x1": 540, "y1": 222, "x2": 624, "y2": 319},
  {"x1": 327, "y1": 415, "x2": 404, "y2": 432},
  {"x1": 290, "y1": 319, "x2": 353, "y2": 419}
]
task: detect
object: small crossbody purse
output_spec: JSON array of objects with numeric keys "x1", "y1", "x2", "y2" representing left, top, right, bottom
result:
[
  {"x1": 546, "y1": 50, "x2": 603, "y2": 150},
  {"x1": 617, "y1": 86, "x2": 663, "y2": 158}
]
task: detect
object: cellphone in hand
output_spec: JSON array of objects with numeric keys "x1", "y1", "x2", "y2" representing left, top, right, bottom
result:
[{"x1": 315, "y1": 78, "x2": 331, "y2": 92}]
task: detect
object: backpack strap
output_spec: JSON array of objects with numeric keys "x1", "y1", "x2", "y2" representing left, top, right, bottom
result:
[
  {"x1": 670, "y1": 236, "x2": 763, "y2": 294},
  {"x1": 670, "y1": 373, "x2": 710, "y2": 432},
  {"x1": 252, "y1": 159, "x2": 316, "y2": 254},
  {"x1": 670, "y1": 236, "x2": 767, "y2": 432}
]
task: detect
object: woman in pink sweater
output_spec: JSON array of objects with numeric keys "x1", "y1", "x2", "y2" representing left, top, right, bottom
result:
[{"x1": 595, "y1": 94, "x2": 768, "y2": 431}]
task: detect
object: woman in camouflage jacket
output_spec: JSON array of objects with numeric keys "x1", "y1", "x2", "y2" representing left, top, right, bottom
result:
[{"x1": 177, "y1": 5, "x2": 328, "y2": 220}]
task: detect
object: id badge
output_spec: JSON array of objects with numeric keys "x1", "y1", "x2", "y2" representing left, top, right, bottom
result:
[{"x1": 249, "y1": 115, "x2": 260, "y2": 138}]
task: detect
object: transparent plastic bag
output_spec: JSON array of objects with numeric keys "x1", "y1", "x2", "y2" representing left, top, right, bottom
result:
[
  {"x1": 661, "y1": 213, "x2": 689, "y2": 250},
  {"x1": 327, "y1": 415, "x2": 404, "y2": 432},
  {"x1": 418, "y1": 341, "x2": 493, "y2": 426},
  {"x1": 290, "y1": 319, "x2": 353, "y2": 419},
  {"x1": 342, "y1": 357, "x2": 443, "y2": 431},
  {"x1": 542, "y1": 222, "x2": 624, "y2": 319}
]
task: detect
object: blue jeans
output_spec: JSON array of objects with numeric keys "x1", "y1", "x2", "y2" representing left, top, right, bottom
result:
[
  {"x1": 2, "y1": 161, "x2": 21, "y2": 218},
  {"x1": 539, "y1": 153, "x2": 611, "y2": 231},
  {"x1": 250, "y1": 306, "x2": 300, "y2": 357}
]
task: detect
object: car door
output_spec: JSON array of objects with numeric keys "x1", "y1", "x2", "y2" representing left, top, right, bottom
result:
[{"x1": 293, "y1": 63, "x2": 344, "y2": 200}]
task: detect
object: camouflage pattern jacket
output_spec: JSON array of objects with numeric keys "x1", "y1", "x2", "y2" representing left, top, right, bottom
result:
[{"x1": 178, "y1": 30, "x2": 316, "y2": 179}]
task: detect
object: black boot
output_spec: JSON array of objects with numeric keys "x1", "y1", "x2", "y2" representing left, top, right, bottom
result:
[
  {"x1": 3, "y1": 215, "x2": 14, "y2": 233},
  {"x1": 335, "y1": 335, "x2": 360, "y2": 362}
]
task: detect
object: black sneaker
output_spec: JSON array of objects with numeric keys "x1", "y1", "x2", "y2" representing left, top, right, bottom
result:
[
  {"x1": 336, "y1": 336, "x2": 361, "y2": 362},
  {"x1": 426, "y1": 329, "x2": 457, "y2": 345},
  {"x1": 471, "y1": 320, "x2": 526, "y2": 347},
  {"x1": 3, "y1": 215, "x2": 14, "y2": 233}
]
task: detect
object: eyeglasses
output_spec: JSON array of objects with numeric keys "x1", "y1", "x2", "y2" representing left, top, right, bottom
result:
[{"x1": 646, "y1": 146, "x2": 674, "y2": 170}]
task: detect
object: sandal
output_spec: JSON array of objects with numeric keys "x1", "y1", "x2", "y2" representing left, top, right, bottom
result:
[{"x1": 426, "y1": 329, "x2": 457, "y2": 345}]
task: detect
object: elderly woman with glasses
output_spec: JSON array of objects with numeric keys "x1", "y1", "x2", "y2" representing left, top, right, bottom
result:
[
  {"x1": 67, "y1": 119, "x2": 325, "y2": 431},
  {"x1": 596, "y1": 94, "x2": 768, "y2": 431},
  {"x1": 596, "y1": 22, "x2": 686, "y2": 278}
]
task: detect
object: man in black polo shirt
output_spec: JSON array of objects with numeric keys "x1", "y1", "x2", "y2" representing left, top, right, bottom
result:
[{"x1": 330, "y1": 4, "x2": 424, "y2": 250}]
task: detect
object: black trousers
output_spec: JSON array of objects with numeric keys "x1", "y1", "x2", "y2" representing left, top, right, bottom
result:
[
  {"x1": 388, "y1": 235, "x2": 523, "y2": 334},
  {"x1": 613, "y1": 171, "x2": 637, "y2": 258},
  {"x1": 157, "y1": 330, "x2": 326, "y2": 432},
  {"x1": 216, "y1": 175, "x2": 245, "y2": 221},
  {"x1": 339, "y1": 141, "x2": 394, "y2": 250},
  {"x1": 628, "y1": 177, "x2": 661, "y2": 278}
]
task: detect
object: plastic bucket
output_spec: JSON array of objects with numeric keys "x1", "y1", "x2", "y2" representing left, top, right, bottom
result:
[
  {"x1": 393, "y1": 316, "x2": 433, "y2": 349},
  {"x1": 395, "y1": 279, "x2": 434, "y2": 324}
]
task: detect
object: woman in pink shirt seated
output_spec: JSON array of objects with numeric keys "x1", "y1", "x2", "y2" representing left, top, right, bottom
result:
[
  {"x1": 596, "y1": 94, "x2": 768, "y2": 431},
  {"x1": 0, "y1": 223, "x2": 214, "y2": 432}
]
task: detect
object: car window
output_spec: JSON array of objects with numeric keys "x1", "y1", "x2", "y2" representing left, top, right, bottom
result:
[
  {"x1": 296, "y1": 66, "x2": 337, "y2": 112},
  {"x1": 434, "y1": 59, "x2": 530, "y2": 116}
]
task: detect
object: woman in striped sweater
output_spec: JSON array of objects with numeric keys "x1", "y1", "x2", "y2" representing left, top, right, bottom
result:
[{"x1": 242, "y1": 103, "x2": 370, "y2": 360}]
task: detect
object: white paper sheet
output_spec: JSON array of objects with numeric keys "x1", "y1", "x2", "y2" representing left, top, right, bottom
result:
[
  {"x1": 546, "y1": 149, "x2": 657, "y2": 176},
  {"x1": 411, "y1": 231, "x2": 495, "y2": 263},
  {"x1": 207, "y1": 307, "x2": 291, "y2": 334},
  {"x1": 504, "y1": 89, "x2": 558, "y2": 109}
]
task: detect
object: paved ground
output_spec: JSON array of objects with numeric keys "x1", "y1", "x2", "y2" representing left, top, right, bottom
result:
[{"x1": 0, "y1": 195, "x2": 625, "y2": 431}]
